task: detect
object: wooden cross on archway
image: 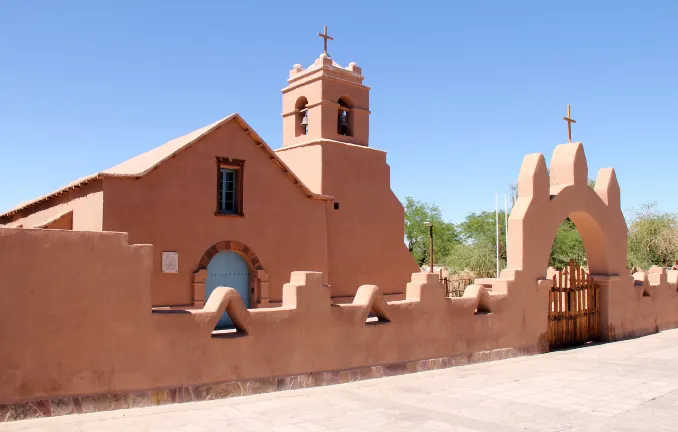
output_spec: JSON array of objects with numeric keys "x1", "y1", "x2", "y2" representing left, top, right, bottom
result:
[{"x1": 562, "y1": 104, "x2": 577, "y2": 143}]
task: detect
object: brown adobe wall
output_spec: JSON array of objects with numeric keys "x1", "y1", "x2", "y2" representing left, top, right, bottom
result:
[
  {"x1": 0, "y1": 228, "x2": 154, "y2": 404},
  {"x1": 0, "y1": 226, "x2": 540, "y2": 410},
  {"x1": 604, "y1": 267, "x2": 678, "y2": 339}
]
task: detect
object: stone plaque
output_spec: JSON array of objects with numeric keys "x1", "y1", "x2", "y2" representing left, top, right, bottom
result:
[{"x1": 162, "y1": 252, "x2": 179, "y2": 273}]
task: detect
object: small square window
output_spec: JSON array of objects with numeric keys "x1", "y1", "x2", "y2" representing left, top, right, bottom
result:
[
  {"x1": 334, "y1": 202, "x2": 340, "y2": 210},
  {"x1": 216, "y1": 158, "x2": 244, "y2": 216}
]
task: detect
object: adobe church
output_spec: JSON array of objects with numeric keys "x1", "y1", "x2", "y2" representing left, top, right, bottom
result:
[{"x1": 0, "y1": 29, "x2": 419, "y2": 315}]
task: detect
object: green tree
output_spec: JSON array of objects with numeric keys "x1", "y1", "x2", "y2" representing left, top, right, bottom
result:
[
  {"x1": 627, "y1": 202, "x2": 678, "y2": 270},
  {"x1": 444, "y1": 241, "x2": 502, "y2": 278},
  {"x1": 443, "y1": 211, "x2": 507, "y2": 277},
  {"x1": 549, "y1": 218, "x2": 586, "y2": 269},
  {"x1": 403, "y1": 197, "x2": 459, "y2": 267},
  {"x1": 456, "y1": 211, "x2": 508, "y2": 259}
]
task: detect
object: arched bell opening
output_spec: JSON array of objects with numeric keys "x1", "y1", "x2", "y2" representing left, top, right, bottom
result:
[
  {"x1": 295, "y1": 96, "x2": 309, "y2": 137},
  {"x1": 337, "y1": 96, "x2": 353, "y2": 137}
]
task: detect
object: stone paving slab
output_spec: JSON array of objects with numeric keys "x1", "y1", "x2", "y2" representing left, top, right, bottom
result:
[{"x1": 4, "y1": 330, "x2": 678, "y2": 431}]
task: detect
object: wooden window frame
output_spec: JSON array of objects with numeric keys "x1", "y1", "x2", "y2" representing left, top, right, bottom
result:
[{"x1": 215, "y1": 157, "x2": 245, "y2": 217}]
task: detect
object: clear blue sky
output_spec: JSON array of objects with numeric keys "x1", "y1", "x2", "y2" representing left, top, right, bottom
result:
[{"x1": 1, "y1": 1, "x2": 676, "y2": 223}]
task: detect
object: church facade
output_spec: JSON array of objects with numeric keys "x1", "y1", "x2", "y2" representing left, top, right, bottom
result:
[{"x1": 0, "y1": 49, "x2": 419, "y2": 309}]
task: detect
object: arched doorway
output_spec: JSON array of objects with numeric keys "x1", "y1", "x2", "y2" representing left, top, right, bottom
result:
[
  {"x1": 205, "y1": 251, "x2": 250, "y2": 328},
  {"x1": 545, "y1": 214, "x2": 599, "y2": 349},
  {"x1": 192, "y1": 240, "x2": 270, "y2": 310}
]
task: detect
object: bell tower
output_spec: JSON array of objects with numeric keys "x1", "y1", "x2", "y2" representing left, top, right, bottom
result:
[
  {"x1": 276, "y1": 27, "x2": 419, "y2": 302},
  {"x1": 281, "y1": 27, "x2": 370, "y2": 147}
]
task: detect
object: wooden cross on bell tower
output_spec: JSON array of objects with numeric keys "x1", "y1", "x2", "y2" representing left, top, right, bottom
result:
[
  {"x1": 562, "y1": 104, "x2": 577, "y2": 143},
  {"x1": 317, "y1": 26, "x2": 334, "y2": 56}
]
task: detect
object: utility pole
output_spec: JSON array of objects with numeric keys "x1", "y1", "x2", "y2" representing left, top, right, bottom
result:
[{"x1": 424, "y1": 221, "x2": 433, "y2": 273}]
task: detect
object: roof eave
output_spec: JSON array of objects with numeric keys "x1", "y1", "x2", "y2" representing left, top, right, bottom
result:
[
  {"x1": 0, "y1": 175, "x2": 102, "y2": 219},
  {"x1": 1, "y1": 113, "x2": 333, "y2": 219}
]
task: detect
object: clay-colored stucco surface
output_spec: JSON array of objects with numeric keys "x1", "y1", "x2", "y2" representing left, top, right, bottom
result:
[{"x1": 1, "y1": 142, "x2": 678, "y2": 411}]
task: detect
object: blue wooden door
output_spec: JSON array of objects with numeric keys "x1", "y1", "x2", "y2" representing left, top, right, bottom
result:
[{"x1": 205, "y1": 251, "x2": 250, "y2": 329}]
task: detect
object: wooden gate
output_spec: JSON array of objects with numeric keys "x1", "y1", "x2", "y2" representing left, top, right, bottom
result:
[
  {"x1": 548, "y1": 260, "x2": 600, "y2": 350},
  {"x1": 439, "y1": 276, "x2": 475, "y2": 297}
]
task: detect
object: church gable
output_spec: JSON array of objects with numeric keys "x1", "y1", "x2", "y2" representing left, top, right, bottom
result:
[
  {"x1": 103, "y1": 114, "x2": 331, "y2": 202},
  {"x1": 101, "y1": 118, "x2": 332, "y2": 234},
  {"x1": 145, "y1": 119, "x2": 330, "y2": 208},
  {"x1": 0, "y1": 114, "x2": 331, "y2": 223},
  {"x1": 100, "y1": 116, "x2": 333, "y2": 307}
]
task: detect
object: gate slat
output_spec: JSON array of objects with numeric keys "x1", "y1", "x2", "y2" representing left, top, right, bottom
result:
[
  {"x1": 559, "y1": 270, "x2": 565, "y2": 347},
  {"x1": 567, "y1": 260, "x2": 576, "y2": 341},
  {"x1": 577, "y1": 267, "x2": 586, "y2": 343}
]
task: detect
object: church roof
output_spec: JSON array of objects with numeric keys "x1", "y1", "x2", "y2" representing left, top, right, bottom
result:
[{"x1": 1, "y1": 114, "x2": 333, "y2": 218}]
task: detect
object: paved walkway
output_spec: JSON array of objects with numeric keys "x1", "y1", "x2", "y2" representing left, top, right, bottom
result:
[{"x1": 4, "y1": 330, "x2": 678, "y2": 432}]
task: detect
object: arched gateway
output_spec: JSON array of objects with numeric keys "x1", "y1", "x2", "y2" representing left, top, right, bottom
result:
[
  {"x1": 508, "y1": 143, "x2": 627, "y2": 281},
  {"x1": 505, "y1": 142, "x2": 628, "y2": 348}
]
